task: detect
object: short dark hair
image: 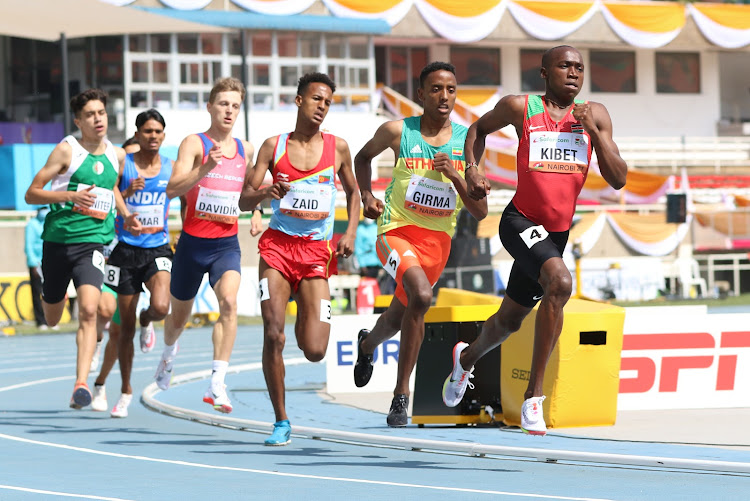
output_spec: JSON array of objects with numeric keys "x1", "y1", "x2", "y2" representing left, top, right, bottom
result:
[
  {"x1": 122, "y1": 136, "x2": 138, "y2": 148},
  {"x1": 541, "y1": 45, "x2": 578, "y2": 70},
  {"x1": 297, "y1": 72, "x2": 336, "y2": 96},
  {"x1": 135, "y1": 108, "x2": 166, "y2": 129},
  {"x1": 419, "y1": 62, "x2": 456, "y2": 88},
  {"x1": 70, "y1": 88, "x2": 108, "y2": 117}
]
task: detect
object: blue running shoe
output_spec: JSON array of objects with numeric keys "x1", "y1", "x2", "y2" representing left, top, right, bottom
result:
[{"x1": 264, "y1": 420, "x2": 291, "y2": 446}]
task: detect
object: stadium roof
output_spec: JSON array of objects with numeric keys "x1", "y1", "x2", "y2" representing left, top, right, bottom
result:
[{"x1": 137, "y1": 7, "x2": 391, "y2": 35}]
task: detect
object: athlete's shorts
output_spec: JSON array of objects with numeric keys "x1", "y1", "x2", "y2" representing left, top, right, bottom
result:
[
  {"x1": 170, "y1": 232, "x2": 241, "y2": 301},
  {"x1": 41, "y1": 241, "x2": 105, "y2": 304},
  {"x1": 106, "y1": 241, "x2": 173, "y2": 295},
  {"x1": 257, "y1": 228, "x2": 337, "y2": 292},
  {"x1": 102, "y1": 284, "x2": 118, "y2": 299},
  {"x1": 376, "y1": 225, "x2": 451, "y2": 306},
  {"x1": 500, "y1": 201, "x2": 569, "y2": 308},
  {"x1": 101, "y1": 284, "x2": 120, "y2": 325}
]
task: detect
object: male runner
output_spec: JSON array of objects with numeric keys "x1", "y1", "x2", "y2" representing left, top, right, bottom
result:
[
  {"x1": 96, "y1": 108, "x2": 174, "y2": 418},
  {"x1": 24, "y1": 88, "x2": 134, "y2": 408},
  {"x1": 352, "y1": 62, "x2": 488, "y2": 427},
  {"x1": 442, "y1": 45, "x2": 627, "y2": 435},
  {"x1": 239, "y1": 73, "x2": 359, "y2": 445},
  {"x1": 154, "y1": 77, "x2": 253, "y2": 415}
]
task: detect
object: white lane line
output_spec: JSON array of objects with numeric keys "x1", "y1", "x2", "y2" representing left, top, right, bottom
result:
[
  {"x1": 0, "y1": 485, "x2": 133, "y2": 500},
  {"x1": 0, "y1": 433, "x2": 611, "y2": 500},
  {"x1": 0, "y1": 375, "x2": 74, "y2": 392}
]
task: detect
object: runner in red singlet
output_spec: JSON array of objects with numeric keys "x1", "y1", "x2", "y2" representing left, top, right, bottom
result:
[
  {"x1": 441, "y1": 46, "x2": 627, "y2": 436},
  {"x1": 153, "y1": 77, "x2": 254, "y2": 415}
]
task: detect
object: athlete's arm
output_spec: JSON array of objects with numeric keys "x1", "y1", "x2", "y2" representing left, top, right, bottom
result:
[
  {"x1": 354, "y1": 120, "x2": 402, "y2": 219},
  {"x1": 334, "y1": 136, "x2": 360, "y2": 258},
  {"x1": 434, "y1": 152, "x2": 488, "y2": 221},
  {"x1": 113, "y1": 146, "x2": 142, "y2": 235},
  {"x1": 238, "y1": 136, "x2": 289, "y2": 211},
  {"x1": 574, "y1": 102, "x2": 627, "y2": 190},
  {"x1": 25, "y1": 141, "x2": 95, "y2": 207},
  {"x1": 166, "y1": 135, "x2": 219, "y2": 199}
]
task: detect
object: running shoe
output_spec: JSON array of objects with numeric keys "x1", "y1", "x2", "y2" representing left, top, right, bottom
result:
[
  {"x1": 264, "y1": 420, "x2": 291, "y2": 446},
  {"x1": 69, "y1": 381, "x2": 92, "y2": 409},
  {"x1": 203, "y1": 384, "x2": 233, "y2": 414},
  {"x1": 90, "y1": 340, "x2": 102, "y2": 372},
  {"x1": 110, "y1": 393, "x2": 133, "y2": 418},
  {"x1": 442, "y1": 342, "x2": 474, "y2": 407},
  {"x1": 353, "y1": 329, "x2": 374, "y2": 388},
  {"x1": 139, "y1": 314, "x2": 155, "y2": 353},
  {"x1": 91, "y1": 384, "x2": 108, "y2": 412},
  {"x1": 386, "y1": 394, "x2": 409, "y2": 427},
  {"x1": 154, "y1": 357, "x2": 174, "y2": 391},
  {"x1": 521, "y1": 396, "x2": 547, "y2": 436}
]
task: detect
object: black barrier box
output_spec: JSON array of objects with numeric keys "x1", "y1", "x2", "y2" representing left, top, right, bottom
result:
[{"x1": 412, "y1": 320, "x2": 501, "y2": 426}]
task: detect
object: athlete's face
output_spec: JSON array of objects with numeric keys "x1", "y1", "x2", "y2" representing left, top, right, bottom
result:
[
  {"x1": 296, "y1": 83, "x2": 333, "y2": 126},
  {"x1": 542, "y1": 48, "x2": 584, "y2": 101},
  {"x1": 135, "y1": 119, "x2": 165, "y2": 154},
  {"x1": 207, "y1": 91, "x2": 242, "y2": 131},
  {"x1": 417, "y1": 70, "x2": 457, "y2": 119},
  {"x1": 74, "y1": 99, "x2": 108, "y2": 141}
]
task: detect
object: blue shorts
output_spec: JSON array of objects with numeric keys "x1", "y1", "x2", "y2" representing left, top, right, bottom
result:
[{"x1": 170, "y1": 232, "x2": 241, "y2": 301}]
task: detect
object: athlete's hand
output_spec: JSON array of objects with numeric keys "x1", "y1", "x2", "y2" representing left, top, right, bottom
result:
[
  {"x1": 127, "y1": 176, "x2": 145, "y2": 195},
  {"x1": 125, "y1": 212, "x2": 143, "y2": 236},
  {"x1": 362, "y1": 191, "x2": 384, "y2": 220},
  {"x1": 249, "y1": 210, "x2": 264, "y2": 237},
  {"x1": 266, "y1": 181, "x2": 291, "y2": 200},
  {"x1": 572, "y1": 103, "x2": 598, "y2": 134},
  {"x1": 71, "y1": 185, "x2": 96, "y2": 208},
  {"x1": 433, "y1": 152, "x2": 457, "y2": 179},
  {"x1": 466, "y1": 166, "x2": 491, "y2": 201},
  {"x1": 336, "y1": 233, "x2": 355, "y2": 259},
  {"x1": 206, "y1": 144, "x2": 223, "y2": 169}
]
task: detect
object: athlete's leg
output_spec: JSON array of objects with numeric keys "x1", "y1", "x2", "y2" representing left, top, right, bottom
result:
[
  {"x1": 142, "y1": 270, "x2": 170, "y2": 326},
  {"x1": 392, "y1": 266, "x2": 433, "y2": 397},
  {"x1": 117, "y1": 293, "x2": 141, "y2": 395},
  {"x1": 526, "y1": 257, "x2": 571, "y2": 399},
  {"x1": 259, "y1": 259, "x2": 293, "y2": 423},
  {"x1": 96, "y1": 290, "x2": 117, "y2": 344},
  {"x1": 164, "y1": 295, "x2": 194, "y2": 347},
  {"x1": 75, "y1": 284, "x2": 102, "y2": 383},
  {"x1": 210, "y1": 270, "x2": 241, "y2": 362},
  {"x1": 42, "y1": 299, "x2": 68, "y2": 328},
  {"x1": 96, "y1": 321, "x2": 120, "y2": 386},
  {"x1": 359, "y1": 297, "x2": 406, "y2": 354},
  {"x1": 294, "y1": 277, "x2": 332, "y2": 363}
]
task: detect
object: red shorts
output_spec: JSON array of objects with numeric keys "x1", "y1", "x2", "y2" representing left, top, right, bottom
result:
[
  {"x1": 376, "y1": 225, "x2": 451, "y2": 306},
  {"x1": 258, "y1": 228, "x2": 337, "y2": 291}
]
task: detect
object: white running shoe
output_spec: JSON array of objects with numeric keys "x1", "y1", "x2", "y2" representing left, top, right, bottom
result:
[
  {"x1": 521, "y1": 396, "x2": 547, "y2": 436},
  {"x1": 139, "y1": 315, "x2": 155, "y2": 353},
  {"x1": 110, "y1": 393, "x2": 133, "y2": 418},
  {"x1": 442, "y1": 342, "x2": 474, "y2": 407},
  {"x1": 91, "y1": 385, "x2": 108, "y2": 412},
  {"x1": 203, "y1": 384, "x2": 233, "y2": 414},
  {"x1": 154, "y1": 357, "x2": 174, "y2": 390},
  {"x1": 90, "y1": 340, "x2": 103, "y2": 372}
]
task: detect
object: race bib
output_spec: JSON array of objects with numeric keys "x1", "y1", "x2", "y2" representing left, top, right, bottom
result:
[
  {"x1": 520, "y1": 225, "x2": 549, "y2": 249},
  {"x1": 279, "y1": 184, "x2": 332, "y2": 220},
  {"x1": 155, "y1": 257, "x2": 172, "y2": 272},
  {"x1": 259, "y1": 277, "x2": 270, "y2": 301},
  {"x1": 384, "y1": 248, "x2": 401, "y2": 279},
  {"x1": 195, "y1": 186, "x2": 240, "y2": 224},
  {"x1": 128, "y1": 203, "x2": 164, "y2": 234},
  {"x1": 91, "y1": 250, "x2": 105, "y2": 274},
  {"x1": 104, "y1": 264, "x2": 120, "y2": 286},
  {"x1": 404, "y1": 174, "x2": 456, "y2": 218},
  {"x1": 73, "y1": 184, "x2": 114, "y2": 220},
  {"x1": 528, "y1": 131, "x2": 588, "y2": 174}
]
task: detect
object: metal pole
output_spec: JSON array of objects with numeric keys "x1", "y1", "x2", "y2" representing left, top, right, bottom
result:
[
  {"x1": 240, "y1": 29, "x2": 249, "y2": 142},
  {"x1": 61, "y1": 33, "x2": 71, "y2": 136}
]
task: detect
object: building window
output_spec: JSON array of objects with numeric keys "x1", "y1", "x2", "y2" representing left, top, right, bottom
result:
[
  {"x1": 656, "y1": 52, "x2": 700, "y2": 94},
  {"x1": 520, "y1": 49, "x2": 545, "y2": 92},
  {"x1": 450, "y1": 47, "x2": 500, "y2": 86},
  {"x1": 590, "y1": 51, "x2": 635, "y2": 93}
]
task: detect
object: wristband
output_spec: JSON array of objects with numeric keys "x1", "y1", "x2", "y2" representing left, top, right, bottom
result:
[{"x1": 466, "y1": 162, "x2": 478, "y2": 170}]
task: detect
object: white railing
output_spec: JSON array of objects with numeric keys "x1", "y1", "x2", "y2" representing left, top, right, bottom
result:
[{"x1": 615, "y1": 136, "x2": 750, "y2": 173}]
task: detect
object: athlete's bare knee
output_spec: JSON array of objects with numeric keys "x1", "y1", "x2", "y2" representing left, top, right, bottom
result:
[
  {"x1": 218, "y1": 295, "x2": 237, "y2": 317},
  {"x1": 79, "y1": 302, "x2": 98, "y2": 323},
  {"x1": 264, "y1": 330, "x2": 286, "y2": 353},
  {"x1": 542, "y1": 272, "x2": 573, "y2": 302},
  {"x1": 303, "y1": 348, "x2": 325, "y2": 363},
  {"x1": 407, "y1": 287, "x2": 432, "y2": 313}
]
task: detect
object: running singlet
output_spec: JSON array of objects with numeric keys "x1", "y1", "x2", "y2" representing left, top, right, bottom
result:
[
  {"x1": 182, "y1": 133, "x2": 246, "y2": 239},
  {"x1": 115, "y1": 152, "x2": 173, "y2": 248},
  {"x1": 268, "y1": 132, "x2": 337, "y2": 241},
  {"x1": 514, "y1": 94, "x2": 591, "y2": 232},
  {"x1": 43, "y1": 135, "x2": 119, "y2": 244},
  {"x1": 379, "y1": 116, "x2": 467, "y2": 237}
]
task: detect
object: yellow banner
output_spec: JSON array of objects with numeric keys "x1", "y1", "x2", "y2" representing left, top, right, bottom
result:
[
  {"x1": 423, "y1": 0, "x2": 503, "y2": 18},
  {"x1": 515, "y1": 1, "x2": 595, "y2": 22},
  {"x1": 331, "y1": 0, "x2": 405, "y2": 14},
  {"x1": 693, "y1": 3, "x2": 750, "y2": 30},
  {"x1": 603, "y1": 1, "x2": 685, "y2": 33}
]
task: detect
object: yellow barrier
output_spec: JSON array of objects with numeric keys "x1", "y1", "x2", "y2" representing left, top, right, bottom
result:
[{"x1": 0, "y1": 274, "x2": 72, "y2": 325}]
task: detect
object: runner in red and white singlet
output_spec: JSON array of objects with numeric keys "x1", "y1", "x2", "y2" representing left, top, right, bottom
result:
[{"x1": 442, "y1": 46, "x2": 628, "y2": 436}]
